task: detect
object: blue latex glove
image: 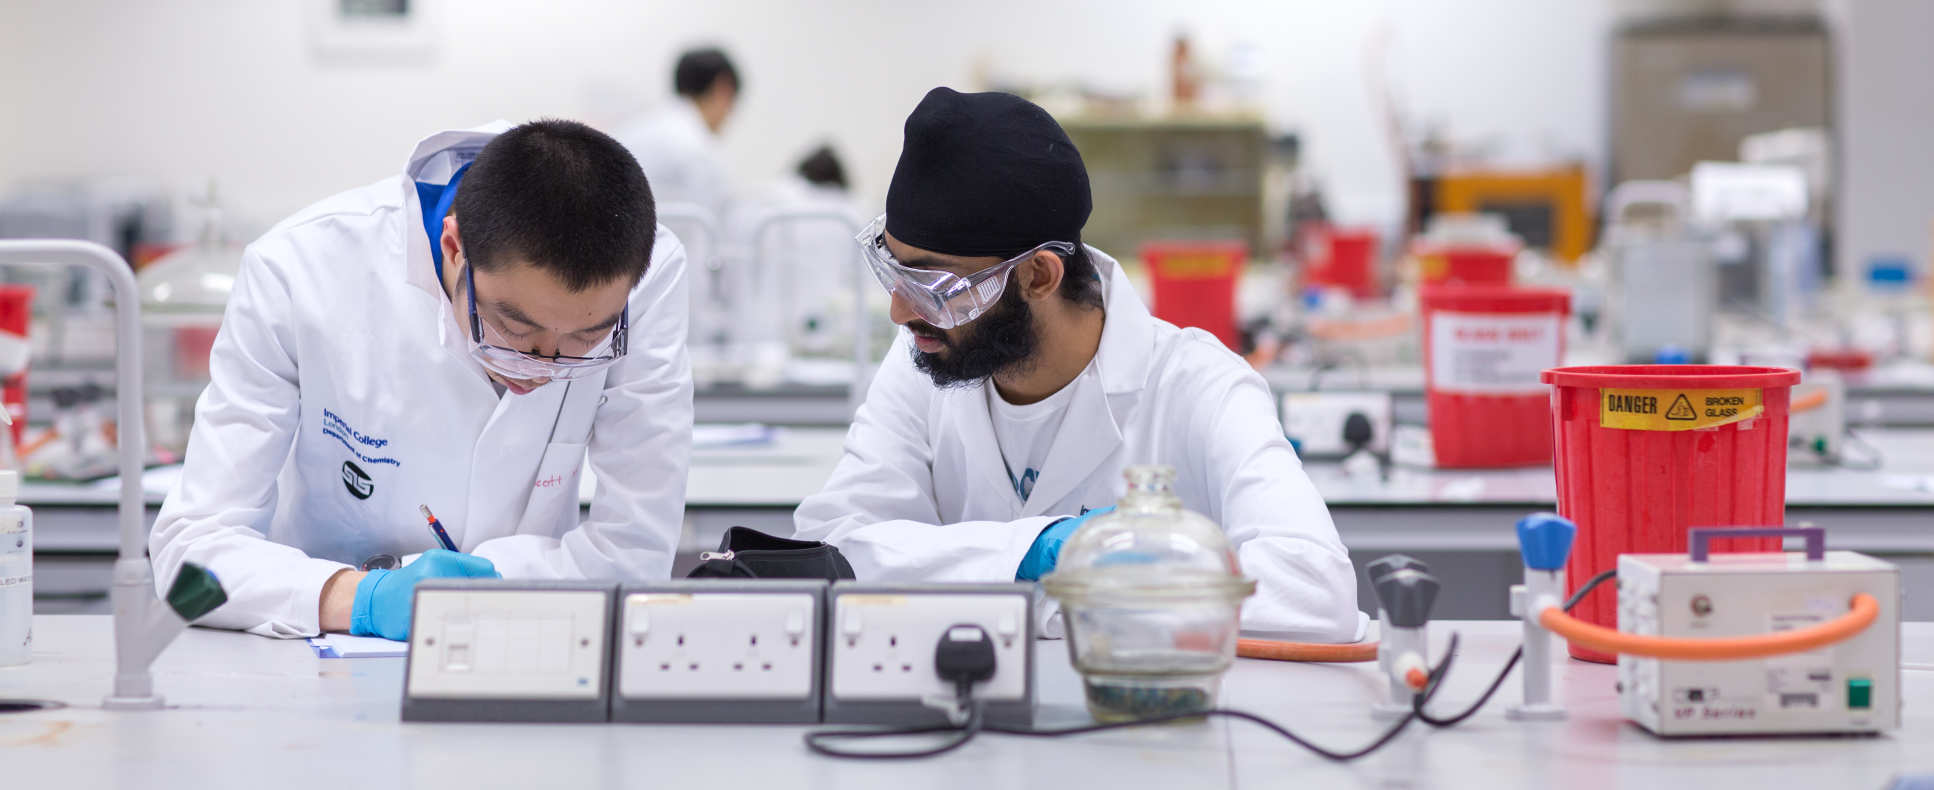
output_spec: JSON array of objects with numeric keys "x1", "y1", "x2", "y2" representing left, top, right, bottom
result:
[
  {"x1": 1017, "y1": 506, "x2": 1115, "y2": 581},
  {"x1": 350, "y1": 549, "x2": 500, "y2": 640}
]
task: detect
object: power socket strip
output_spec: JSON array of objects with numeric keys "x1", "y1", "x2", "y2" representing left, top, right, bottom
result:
[
  {"x1": 1282, "y1": 391, "x2": 1393, "y2": 458},
  {"x1": 610, "y1": 580, "x2": 827, "y2": 724},
  {"x1": 402, "y1": 579, "x2": 617, "y2": 723},
  {"x1": 822, "y1": 583, "x2": 1035, "y2": 727}
]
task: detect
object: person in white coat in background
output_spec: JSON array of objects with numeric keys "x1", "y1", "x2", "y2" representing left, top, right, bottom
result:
[
  {"x1": 793, "y1": 88, "x2": 1365, "y2": 641},
  {"x1": 150, "y1": 120, "x2": 694, "y2": 640},
  {"x1": 613, "y1": 47, "x2": 740, "y2": 222}
]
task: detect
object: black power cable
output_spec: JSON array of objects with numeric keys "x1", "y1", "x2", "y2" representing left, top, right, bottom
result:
[
  {"x1": 804, "y1": 704, "x2": 985, "y2": 760},
  {"x1": 987, "y1": 704, "x2": 1421, "y2": 762},
  {"x1": 804, "y1": 628, "x2": 1462, "y2": 762},
  {"x1": 805, "y1": 569, "x2": 1622, "y2": 761},
  {"x1": 1410, "y1": 568, "x2": 1618, "y2": 727}
]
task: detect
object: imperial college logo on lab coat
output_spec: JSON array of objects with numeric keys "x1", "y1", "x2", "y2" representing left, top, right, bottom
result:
[{"x1": 341, "y1": 461, "x2": 374, "y2": 500}]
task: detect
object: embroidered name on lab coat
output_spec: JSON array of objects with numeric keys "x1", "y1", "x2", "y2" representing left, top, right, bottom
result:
[{"x1": 322, "y1": 409, "x2": 400, "y2": 467}]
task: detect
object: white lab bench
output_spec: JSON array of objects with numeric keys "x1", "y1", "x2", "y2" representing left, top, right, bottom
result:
[
  {"x1": 23, "y1": 427, "x2": 1934, "y2": 617},
  {"x1": 3, "y1": 615, "x2": 1932, "y2": 788}
]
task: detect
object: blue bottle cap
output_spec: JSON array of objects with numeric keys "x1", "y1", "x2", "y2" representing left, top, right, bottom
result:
[{"x1": 1516, "y1": 513, "x2": 1576, "y2": 571}]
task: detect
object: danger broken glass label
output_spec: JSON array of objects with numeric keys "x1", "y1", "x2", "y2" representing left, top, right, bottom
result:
[{"x1": 1600, "y1": 387, "x2": 1764, "y2": 431}]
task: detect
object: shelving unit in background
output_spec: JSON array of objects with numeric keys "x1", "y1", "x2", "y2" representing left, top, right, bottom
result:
[{"x1": 1059, "y1": 116, "x2": 1267, "y2": 255}]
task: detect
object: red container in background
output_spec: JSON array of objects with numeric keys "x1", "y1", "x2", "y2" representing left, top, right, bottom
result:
[
  {"x1": 1309, "y1": 227, "x2": 1380, "y2": 298},
  {"x1": 1415, "y1": 242, "x2": 1517, "y2": 285},
  {"x1": 1421, "y1": 286, "x2": 1569, "y2": 468},
  {"x1": 1142, "y1": 241, "x2": 1246, "y2": 349},
  {"x1": 0, "y1": 286, "x2": 33, "y2": 448},
  {"x1": 1542, "y1": 365, "x2": 1801, "y2": 663}
]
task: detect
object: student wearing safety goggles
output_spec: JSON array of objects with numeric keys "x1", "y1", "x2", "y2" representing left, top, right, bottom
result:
[
  {"x1": 793, "y1": 89, "x2": 1365, "y2": 641},
  {"x1": 151, "y1": 120, "x2": 693, "y2": 640}
]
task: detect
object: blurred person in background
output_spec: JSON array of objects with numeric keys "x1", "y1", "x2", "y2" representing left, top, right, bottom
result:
[{"x1": 614, "y1": 46, "x2": 741, "y2": 223}]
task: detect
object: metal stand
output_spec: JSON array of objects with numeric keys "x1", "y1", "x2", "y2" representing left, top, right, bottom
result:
[
  {"x1": 1507, "y1": 568, "x2": 1567, "y2": 721},
  {"x1": 745, "y1": 208, "x2": 870, "y2": 416},
  {"x1": 1372, "y1": 624, "x2": 1426, "y2": 720},
  {"x1": 655, "y1": 203, "x2": 727, "y2": 363},
  {"x1": 0, "y1": 240, "x2": 167, "y2": 709}
]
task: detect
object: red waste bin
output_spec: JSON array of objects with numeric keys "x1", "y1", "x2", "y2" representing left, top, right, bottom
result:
[
  {"x1": 0, "y1": 286, "x2": 33, "y2": 447},
  {"x1": 1415, "y1": 242, "x2": 1516, "y2": 286},
  {"x1": 1309, "y1": 227, "x2": 1379, "y2": 298},
  {"x1": 1142, "y1": 241, "x2": 1245, "y2": 350},
  {"x1": 1542, "y1": 365, "x2": 1801, "y2": 663},
  {"x1": 1421, "y1": 286, "x2": 1568, "y2": 467}
]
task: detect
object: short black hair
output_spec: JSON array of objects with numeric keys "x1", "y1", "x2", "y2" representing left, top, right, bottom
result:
[
  {"x1": 454, "y1": 119, "x2": 656, "y2": 291},
  {"x1": 674, "y1": 47, "x2": 740, "y2": 98},
  {"x1": 795, "y1": 144, "x2": 847, "y2": 190},
  {"x1": 1052, "y1": 242, "x2": 1104, "y2": 309}
]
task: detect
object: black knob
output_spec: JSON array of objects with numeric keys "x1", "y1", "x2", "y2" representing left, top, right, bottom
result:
[
  {"x1": 1372, "y1": 568, "x2": 1440, "y2": 629},
  {"x1": 1365, "y1": 554, "x2": 1430, "y2": 586}
]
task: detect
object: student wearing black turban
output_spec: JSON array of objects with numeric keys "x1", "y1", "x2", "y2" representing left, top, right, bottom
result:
[{"x1": 794, "y1": 88, "x2": 1365, "y2": 642}]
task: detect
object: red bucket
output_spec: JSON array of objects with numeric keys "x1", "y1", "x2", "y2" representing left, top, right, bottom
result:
[
  {"x1": 1422, "y1": 286, "x2": 1569, "y2": 467},
  {"x1": 1541, "y1": 365, "x2": 1802, "y2": 663},
  {"x1": 1142, "y1": 241, "x2": 1245, "y2": 350},
  {"x1": 0, "y1": 286, "x2": 33, "y2": 447},
  {"x1": 1309, "y1": 228, "x2": 1379, "y2": 298},
  {"x1": 1415, "y1": 242, "x2": 1516, "y2": 286}
]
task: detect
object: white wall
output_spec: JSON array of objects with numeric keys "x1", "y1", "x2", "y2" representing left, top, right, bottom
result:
[{"x1": 0, "y1": 0, "x2": 1610, "y2": 238}]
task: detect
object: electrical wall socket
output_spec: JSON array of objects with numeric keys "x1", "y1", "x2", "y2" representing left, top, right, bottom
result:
[
  {"x1": 610, "y1": 580, "x2": 827, "y2": 724},
  {"x1": 1281, "y1": 391, "x2": 1393, "y2": 458},
  {"x1": 402, "y1": 579, "x2": 617, "y2": 723},
  {"x1": 822, "y1": 583, "x2": 1035, "y2": 727}
]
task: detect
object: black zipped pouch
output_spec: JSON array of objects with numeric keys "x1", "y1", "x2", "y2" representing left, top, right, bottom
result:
[{"x1": 685, "y1": 526, "x2": 857, "y2": 581}]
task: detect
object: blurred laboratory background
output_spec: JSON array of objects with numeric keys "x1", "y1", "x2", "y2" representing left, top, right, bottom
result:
[{"x1": 3, "y1": 0, "x2": 1931, "y2": 616}]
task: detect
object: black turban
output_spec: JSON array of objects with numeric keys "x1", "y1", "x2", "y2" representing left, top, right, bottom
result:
[{"x1": 885, "y1": 87, "x2": 1092, "y2": 258}]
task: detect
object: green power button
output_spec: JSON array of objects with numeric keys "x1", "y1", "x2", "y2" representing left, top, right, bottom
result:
[{"x1": 1848, "y1": 677, "x2": 1874, "y2": 709}]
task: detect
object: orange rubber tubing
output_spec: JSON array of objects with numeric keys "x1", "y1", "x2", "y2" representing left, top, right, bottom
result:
[
  {"x1": 1791, "y1": 388, "x2": 1830, "y2": 414},
  {"x1": 1539, "y1": 593, "x2": 1879, "y2": 661},
  {"x1": 1237, "y1": 638, "x2": 1380, "y2": 662}
]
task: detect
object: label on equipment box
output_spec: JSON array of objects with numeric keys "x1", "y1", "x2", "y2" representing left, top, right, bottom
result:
[
  {"x1": 1599, "y1": 387, "x2": 1763, "y2": 431},
  {"x1": 1429, "y1": 312, "x2": 1561, "y2": 395},
  {"x1": 1764, "y1": 611, "x2": 1833, "y2": 709}
]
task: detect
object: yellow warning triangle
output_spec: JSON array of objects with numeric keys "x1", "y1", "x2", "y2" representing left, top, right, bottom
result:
[{"x1": 1665, "y1": 394, "x2": 1697, "y2": 421}]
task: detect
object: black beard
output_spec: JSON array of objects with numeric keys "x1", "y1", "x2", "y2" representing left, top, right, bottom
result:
[{"x1": 909, "y1": 286, "x2": 1038, "y2": 388}]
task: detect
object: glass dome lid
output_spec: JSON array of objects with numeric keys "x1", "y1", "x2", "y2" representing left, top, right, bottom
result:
[{"x1": 1042, "y1": 465, "x2": 1255, "y2": 603}]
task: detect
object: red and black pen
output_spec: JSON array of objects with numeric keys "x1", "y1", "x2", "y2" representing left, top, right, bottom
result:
[{"x1": 419, "y1": 504, "x2": 458, "y2": 552}]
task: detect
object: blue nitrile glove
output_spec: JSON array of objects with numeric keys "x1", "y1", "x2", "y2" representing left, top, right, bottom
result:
[
  {"x1": 350, "y1": 549, "x2": 500, "y2": 640},
  {"x1": 1017, "y1": 506, "x2": 1115, "y2": 581}
]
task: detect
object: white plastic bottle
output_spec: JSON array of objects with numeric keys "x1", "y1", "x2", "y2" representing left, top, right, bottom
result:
[{"x1": 0, "y1": 470, "x2": 32, "y2": 666}]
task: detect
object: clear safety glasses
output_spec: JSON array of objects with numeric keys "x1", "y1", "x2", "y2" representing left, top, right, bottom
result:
[
  {"x1": 856, "y1": 213, "x2": 1076, "y2": 330},
  {"x1": 464, "y1": 262, "x2": 627, "y2": 381}
]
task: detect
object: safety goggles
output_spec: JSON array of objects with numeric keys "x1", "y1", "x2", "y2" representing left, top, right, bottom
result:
[
  {"x1": 856, "y1": 213, "x2": 1076, "y2": 330},
  {"x1": 463, "y1": 261, "x2": 627, "y2": 381}
]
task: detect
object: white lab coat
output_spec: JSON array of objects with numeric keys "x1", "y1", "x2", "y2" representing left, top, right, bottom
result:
[
  {"x1": 612, "y1": 100, "x2": 731, "y2": 221},
  {"x1": 794, "y1": 250, "x2": 1368, "y2": 641},
  {"x1": 150, "y1": 123, "x2": 695, "y2": 638}
]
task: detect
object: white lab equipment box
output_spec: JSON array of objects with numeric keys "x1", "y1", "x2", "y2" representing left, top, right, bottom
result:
[
  {"x1": 401, "y1": 580, "x2": 618, "y2": 723},
  {"x1": 1616, "y1": 546, "x2": 1899, "y2": 736}
]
